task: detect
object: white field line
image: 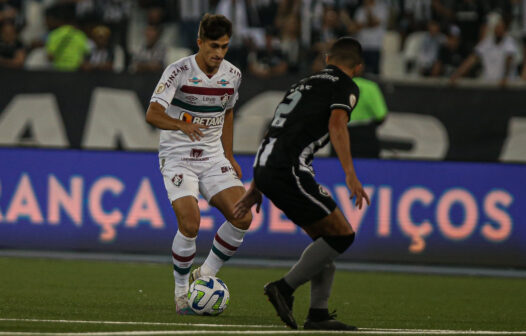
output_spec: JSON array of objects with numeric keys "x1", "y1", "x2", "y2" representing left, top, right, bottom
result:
[
  {"x1": 0, "y1": 318, "x2": 280, "y2": 329},
  {"x1": 1, "y1": 318, "x2": 526, "y2": 335},
  {"x1": 1, "y1": 330, "x2": 526, "y2": 335}
]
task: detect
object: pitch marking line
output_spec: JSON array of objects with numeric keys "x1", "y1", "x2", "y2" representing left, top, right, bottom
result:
[
  {"x1": 1, "y1": 331, "x2": 526, "y2": 335},
  {"x1": 1, "y1": 319, "x2": 526, "y2": 335},
  {"x1": 0, "y1": 318, "x2": 280, "y2": 329}
]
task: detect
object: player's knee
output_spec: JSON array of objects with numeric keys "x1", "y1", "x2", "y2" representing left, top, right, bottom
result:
[
  {"x1": 230, "y1": 211, "x2": 252, "y2": 231},
  {"x1": 179, "y1": 224, "x2": 199, "y2": 238},
  {"x1": 177, "y1": 217, "x2": 200, "y2": 237},
  {"x1": 322, "y1": 232, "x2": 355, "y2": 254}
]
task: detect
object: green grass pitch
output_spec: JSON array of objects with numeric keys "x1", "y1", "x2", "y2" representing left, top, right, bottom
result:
[{"x1": 0, "y1": 256, "x2": 525, "y2": 335}]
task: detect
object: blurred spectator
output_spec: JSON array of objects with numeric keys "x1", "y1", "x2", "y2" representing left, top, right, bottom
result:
[
  {"x1": 414, "y1": 20, "x2": 445, "y2": 76},
  {"x1": 177, "y1": 0, "x2": 210, "y2": 52},
  {"x1": 215, "y1": 0, "x2": 252, "y2": 71},
  {"x1": 0, "y1": 20, "x2": 25, "y2": 68},
  {"x1": 248, "y1": 26, "x2": 287, "y2": 78},
  {"x1": 451, "y1": 19, "x2": 519, "y2": 86},
  {"x1": 430, "y1": 0, "x2": 456, "y2": 21},
  {"x1": 347, "y1": 76, "x2": 388, "y2": 158},
  {"x1": 430, "y1": 25, "x2": 467, "y2": 77},
  {"x1": 339, "y1": 0, "x2": 361, "y2": 19},
  {"x1": 452, "y1": 0, "x2": 490, "y2": 55},
  {"x1": 145, "y1": 5, "x2": 165, "y2": 26},
  {"x1": 488, "y1": 0, "x2": 524, "y2": 37},
  {"x1": 523, "y1": 39, "x2": 526, "y2": 83},
  {"x1": 99, "y1": 0, "x2": 131, "y2": 63},
  {"x1": 318, "y1": 5, "x2": 348, "y2": 42},
  {"x1": 254, "y1": 0, "x2": 280, "y2": 28},
  {"x1": 351, "y1": 0, "x2": 389, "y2": 74},
  {"x1": 311, "y1": 5, "x2": 348, "y2": 72},
  {"x1": 275, "y1": 0, "x2": 300, "y2": 31},
  {"x1": 0, "y1": 0, "x2": 23, "y2": 29},
  {"x1": 279, "y1": 13, "x2": 301, "y2": 72},
  {"x1": 129, "y1": 24, "x2": 165, "y2": 73},
  {"x1": 45, "y1": 14, "x2": 90, "y2": 71},
  {"x1": 82, "y1": 25, "x2": 113, "y2": 72},
  {"x1": 330, "y1": 75, "x2": 388, "y2": 158},
  {"x1": 216, "y1": 0, "x2": 250, "y2": 44},
  {"x1": 399, "y1": 0, "x2": 433, "y2": 40}
]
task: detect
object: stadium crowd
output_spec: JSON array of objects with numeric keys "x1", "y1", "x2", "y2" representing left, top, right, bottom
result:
[{"x1": 1, "y1": 0, "x2": 525, "y2": 83}]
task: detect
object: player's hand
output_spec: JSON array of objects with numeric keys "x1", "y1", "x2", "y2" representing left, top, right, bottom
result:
[
  {"x1": 346, "y1": 174, "x2": 370, "y2": 210},
  {"x1": 229, "y1": 158, "x2": 243, "y2": 179},
  {"x1": 234, "y1": 183, "x2": 262, "y2": 218},
  {"x1": 179, "y1": 123, "x2": 208, "y2": 141}
]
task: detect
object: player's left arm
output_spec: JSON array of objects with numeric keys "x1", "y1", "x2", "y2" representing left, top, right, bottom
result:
[
  {"x1": 234, "y1": 180, "x2": 262, "y2": 219},
  {"x1": 221, "y1": 108, "x2": 242, "y2": 178},
  {"x1": 330, "y1": 109, "x2": 370, "y2": 209}
]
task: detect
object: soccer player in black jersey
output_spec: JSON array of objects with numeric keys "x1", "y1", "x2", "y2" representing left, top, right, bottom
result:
[{"x1": 234, "y1": 37, "x2": 370, "y2": 330}]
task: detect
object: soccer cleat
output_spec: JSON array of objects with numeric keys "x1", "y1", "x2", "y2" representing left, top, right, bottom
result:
[
  {"x1": 189, "y1": 266, "x2": 202, "y2": 285},
  {"x1": 263, "y1": 281, "x2": 298, "y2": 329},
  {"x1": 303, "y1": 311, "x2": 357, "y2": 331},
  {"x1": 175, "y1": 294, "x2": 195, "y2": 315}
]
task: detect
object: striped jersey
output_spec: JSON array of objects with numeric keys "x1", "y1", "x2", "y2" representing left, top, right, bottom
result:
[
  {"x1": 150, "y1": 54, "x2": 242, "y2": 160},
  {"x1": 254, "y1": 65, "x2": 359, "y2": 173}
]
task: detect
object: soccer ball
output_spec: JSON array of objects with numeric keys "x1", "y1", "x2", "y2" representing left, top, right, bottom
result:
[{"x1": 188, "y1": 276, "x2": 230, "y2": 315}]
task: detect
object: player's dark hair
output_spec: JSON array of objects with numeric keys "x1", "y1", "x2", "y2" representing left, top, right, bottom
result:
[
  {"x1": 327, "y1": 37, "x2": 363, "y2": 68},
  {"x1": 198, "y1": 13, "x2": 232, "y2": 41}
]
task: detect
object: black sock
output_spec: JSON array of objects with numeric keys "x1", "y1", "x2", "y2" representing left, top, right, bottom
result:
[
  {"x1": 308, "y1": 308, "x2": 331, "y2": 321},
  {"x1": 276, "y1": 278, "x2": 294, "y2": 297}
]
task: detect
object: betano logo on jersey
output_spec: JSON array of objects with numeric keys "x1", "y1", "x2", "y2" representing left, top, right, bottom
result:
[{"x1": 180, "y1": 112, "x2": 224, "y2": 127}]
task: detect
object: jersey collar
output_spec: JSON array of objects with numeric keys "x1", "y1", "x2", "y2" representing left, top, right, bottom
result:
[
  {"x1": 191, "y1": 54, "x2": 223, "y2": 82},
  {"x1": 324, "y1": 64, "x2": 349, "y2": 79}
]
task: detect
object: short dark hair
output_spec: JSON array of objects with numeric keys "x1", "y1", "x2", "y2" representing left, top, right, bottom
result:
[
  {"x1": 198, "y1": 13, "x2": 232, "y2": 41},
  {"x1": 327, "y1": 37, "x2": 363, "y2": 68}
]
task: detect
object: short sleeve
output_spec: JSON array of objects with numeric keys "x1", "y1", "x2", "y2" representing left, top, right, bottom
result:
[
  {"x1": 503, "y1": 37, "x2": 518, "y2": 56},
  {"x1": 330, "y1": 79, "x2": 359, "y2": 118},
  {"x1": 474, "y1": 39, "x2": 487, "y2": 58},
  {"x1": 226, "y1": 72, "x2": 242, "y2": 110},
  {"x1": 150, "y1": 64, "x2": 179, "y2": 109},
  {"x1": 46, "y1": 31, "x2": 58, "y2": 55}
]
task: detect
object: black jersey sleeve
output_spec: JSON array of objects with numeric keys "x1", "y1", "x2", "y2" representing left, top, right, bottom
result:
[{"x1": 330, "y1": 78, "x2": 359, "y2": 119}]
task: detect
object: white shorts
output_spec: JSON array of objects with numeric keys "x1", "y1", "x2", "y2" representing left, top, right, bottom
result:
[{"x1": 159, "y1": 155, "x2": 243, "y2": 203}]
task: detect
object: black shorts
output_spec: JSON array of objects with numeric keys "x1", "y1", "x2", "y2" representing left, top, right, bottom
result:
[{"x1": 254, "y1": 165, "x2": 337, "y2": 226}]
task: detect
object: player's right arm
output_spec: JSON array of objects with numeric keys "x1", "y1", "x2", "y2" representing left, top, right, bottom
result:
[
  {"x1": 146, "y1": 102, "x2": 207, "y2": 142},
  {"x1": 329, "y1": 109, "x2": 370, "y2": 209},
  {"x1": 147, "y1": 62, "x2": 208, "y2": 141}
]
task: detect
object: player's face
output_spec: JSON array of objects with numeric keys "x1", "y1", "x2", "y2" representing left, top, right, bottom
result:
[{"x1": 197, "y1": 35, "x2": 230, "y2": 69}]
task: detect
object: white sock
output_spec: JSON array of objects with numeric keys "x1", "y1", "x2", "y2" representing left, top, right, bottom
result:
[
  {"x1": 201, "y1": 221, "x2": 246, "y2": 277},
  {"x1": 171, "y1": 230, "x2": 196, "y2": 297}
]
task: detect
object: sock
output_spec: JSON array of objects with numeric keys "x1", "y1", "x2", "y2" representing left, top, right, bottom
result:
[
  {"x1": 284, "y1": 237, "x2": 339, "y2": 290},
  {"x1": 310, "y1": 261, "x2": 336, "y2": 310},
  {"x1": 201, "y1": 221, "x2": 246, "y2": 276},
  {"x1": 171, "y1": 230, "x2": 196, "y2": 297}
]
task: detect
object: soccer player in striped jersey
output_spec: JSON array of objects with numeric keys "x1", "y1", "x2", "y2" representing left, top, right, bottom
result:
[
  {"x1": 146, "y1": 14, "x2": 252, "y2": 315},
  {"x1": 233, "y1": 37, "x2": 370, "y2": 330}
]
